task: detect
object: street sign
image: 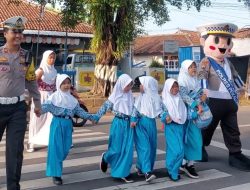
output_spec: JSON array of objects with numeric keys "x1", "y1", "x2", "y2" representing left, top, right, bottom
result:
[{"x1": 163, "y1": 40, "x2": 178, "y2": 53}]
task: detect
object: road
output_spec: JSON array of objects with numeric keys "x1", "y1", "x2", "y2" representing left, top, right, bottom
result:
[{"x1": 0, "y1": 106, "x2": 250, "y2": 190}]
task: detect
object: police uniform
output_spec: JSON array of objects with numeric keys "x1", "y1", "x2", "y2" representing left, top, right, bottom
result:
[
  {"x1": 0, "y1": 16, "x2": 41, "y2": 190},
  {"x1": 197, "y1": 23, "x2": 250, "y2": 171}
]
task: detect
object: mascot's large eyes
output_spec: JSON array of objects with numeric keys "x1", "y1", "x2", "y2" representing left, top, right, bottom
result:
[
  {"x1": 227, "y1": 38, "x2": 231, "y2": 46},
  {"x1": 214, "y1": 36, "x2": 219, "y2": 44}
]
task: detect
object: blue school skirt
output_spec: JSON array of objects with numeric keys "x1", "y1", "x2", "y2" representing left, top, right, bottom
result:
[
  {"x1": 184, "y1": 120, "x2": 202, "y2": 161},
  {"x1": 135, "y1": 116, "x2": 157, "y2": 174},
  {"x1": 46, "y1": 116, "x2": 73, "y2": 177},
  {"x1": 164, "y1": 122, "x2": 184, "y2": 180},
  {"x1": 103, "y1": 116, "x2": 134, "y2": 178}
]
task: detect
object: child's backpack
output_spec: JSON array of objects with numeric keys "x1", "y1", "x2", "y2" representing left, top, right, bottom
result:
[
  {"x1": 188, "y1": 88, "x2": 213, "y2": 129},
  {"x1": 194, "y1": 102, "x2": 213, "y2": 129}
]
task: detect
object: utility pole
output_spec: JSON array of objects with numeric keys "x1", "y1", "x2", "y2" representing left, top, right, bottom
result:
[{"x1": 35, "y1": 0, "x2": 46, "y2": 66}]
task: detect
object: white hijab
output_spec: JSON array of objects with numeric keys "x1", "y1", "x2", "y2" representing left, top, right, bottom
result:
[
  {"x1": 134, "y1": 76, "x2": 162, "y2": 118},
  {"x1": 162, "y1": 78, "x2": 187, "y2": 124},
  {"x1": 178, "y1": 59, "x2": 200, "y2": 92},
  {"x1": 48, "y1": 74, "x2": 78, "y2": 110},
  {"x1": 36, "y1": 50, "x2": 57, "y2": 85},
  {"x1": 108, "y1": 74, "x2": 134, "y2": 115}
]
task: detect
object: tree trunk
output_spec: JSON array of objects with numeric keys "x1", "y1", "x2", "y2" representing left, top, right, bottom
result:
[{"x1": 91, "y1": 64, "x2": 117, "y2": 97}]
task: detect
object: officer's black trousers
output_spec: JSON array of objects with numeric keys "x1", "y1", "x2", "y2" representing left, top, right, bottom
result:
[
  {"x1": 0, "y1": 101, "x2": 27, "y2": 190},
  {"x1": 202, "y1": 98, "x2": 242, "y2": 154}
]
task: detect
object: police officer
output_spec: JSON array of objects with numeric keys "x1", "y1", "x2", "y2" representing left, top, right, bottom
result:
[{"x1": 0, "y1": 16, "x2": 41, "y2": 190}]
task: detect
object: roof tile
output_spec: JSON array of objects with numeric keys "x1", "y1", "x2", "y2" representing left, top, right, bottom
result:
[
  {"x1": 134, "y1": 32, "x2": 200, "y2": 55},
  {"x1": 0, "y1": 0, "x2": 93, "y2": 34}
]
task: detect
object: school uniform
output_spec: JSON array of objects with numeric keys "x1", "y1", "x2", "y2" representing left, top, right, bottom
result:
[
  {"x1": 97, "y1": 74, "x2": 134, "y2": 182},
  {"x1": 178, "y1": 60, "x2": 202, "y2": 162},
  {"x1": 28, "y1": 50, "x2": 57, "y2": 150},
  {"x1": 41, "y1": 74, "x2": 97, "y2": 185},
  {"x1": 161, "y1": 79, "x2": 187, "y2": 181},
  {"x1": 131, "y1": 76, "x2": 162, "y2": 181}
]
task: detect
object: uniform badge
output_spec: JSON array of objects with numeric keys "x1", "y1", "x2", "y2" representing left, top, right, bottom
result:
[
  {"x1": 16, "y1": 18, "x2": 23, "y2": 28},
  {"x1": 0, "y1": 65, "x2": 11, "y2": 73}
]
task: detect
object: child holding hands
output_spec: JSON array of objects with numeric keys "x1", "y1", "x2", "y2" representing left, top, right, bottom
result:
[
  {"x1": 161, "y1": 78, "x2": 187, "y2": 181},
  {"x1": 131, "y1": 76, "x2": 163, "y2": 182},
  {"x1": 97, "y1": 74, "x2": 135, "y2": 183},
  {"x1": 41, "y1": 74, "x2": 98, "y2": 185}
]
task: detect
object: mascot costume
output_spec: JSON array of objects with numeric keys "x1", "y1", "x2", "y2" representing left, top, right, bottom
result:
[{"x1": 197, "y1": 23, "x2": 250, "y2": 171}]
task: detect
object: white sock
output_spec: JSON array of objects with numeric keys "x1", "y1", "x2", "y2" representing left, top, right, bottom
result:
[
  {"x1": 187, "y1": 160, "x2": 194, "y2": 166},
  {"x1": 182, "y1": 159, "x2": 187, "y2": 165}
]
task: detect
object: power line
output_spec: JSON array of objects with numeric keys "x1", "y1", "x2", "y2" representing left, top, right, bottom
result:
[
  {"x1": 195, "y1": 9, "x2": 249, "y2": 20},
  {"x1": 170, "y1": 8, "x2": 250, "y2": 26}
]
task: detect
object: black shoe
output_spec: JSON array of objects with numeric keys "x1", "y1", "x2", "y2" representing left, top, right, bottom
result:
[
  {"x1": 201, "y1": 146, "x2": 208, "y2": 162},
  {"x1": 121, "y1": 176, "x2": 134, "y2": 183},
  {"x1": 100, "y1": 152, "x2": 108, "y2": 173},
  {"x1": 52, "y1": 177, "x2": 63, "y2": 185},
  {"x1": 169, "y1": 174, "x2": 180, "y2": 182},
  {"x1": 229, "y1": 153, "x2": 250, "y2": 171},
  {"x1": 145, "y1": 172, "x2": 156, "y2": 182},
  {"x1": 135, "y1": 167, "x2": 144, "y2": 176},
  {"x1": 180, "y1": 164, "x2": 199, "y2": 179}
]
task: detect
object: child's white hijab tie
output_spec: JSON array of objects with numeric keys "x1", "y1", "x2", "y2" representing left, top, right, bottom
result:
[
  {"x1": 48, "y1": 74, "x2": 78, "y2": 109},
  {"x1": 108, "y1": 74, "x2": 134, "y2": 115},
  {"x1": 134, "y1": 76, "x2": 162, "y2": 118},
  {"x1": 162, "y1": 79, "x2": 187, "y2": 124}
]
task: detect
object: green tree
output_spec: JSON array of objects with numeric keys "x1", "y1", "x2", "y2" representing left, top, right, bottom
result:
[
  {"x1": 11, "y1": 0, "x2": 213, "y2": 96},
  {"x1": 58, "y1": 0, "x2": 213, "y2": 96}
]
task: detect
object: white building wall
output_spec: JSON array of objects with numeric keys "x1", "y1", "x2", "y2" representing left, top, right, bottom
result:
[
  {"x1": 232, "y1": 38, "x2": 250, "y2": 56},
  {"x1": 134, "y1": 55, "x2": 164, "y2": 67}
]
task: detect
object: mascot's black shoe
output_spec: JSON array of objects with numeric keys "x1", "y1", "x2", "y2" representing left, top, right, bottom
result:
[
  {"x1": 229, "y1": 153, "x2": 250, "y2": 171},
  {"x1": 201, "y1": 146, "x2": 208, "y2": 162}
]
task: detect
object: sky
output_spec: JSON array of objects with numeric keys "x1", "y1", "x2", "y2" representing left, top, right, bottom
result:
[
  {"x1": 143, "y1": 0, "x2": 250, "y2": 35},
  {"x1": 39, "y1": 0, "x2": 250, "y2": 35}
]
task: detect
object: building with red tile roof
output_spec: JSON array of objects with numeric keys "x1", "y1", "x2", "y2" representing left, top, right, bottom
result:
[
  {"x1": 234, "y1": 28, "x2": 250, "y2": 39},
  {"x1": 134, "y1": 32, "x2": 200, "y2": 56},
  {"x1": 132, "y1": 30, "x2": 201, "y2": 78},
  {"x1": 232, "y1": 28, "x2": 250, "y2": 57},
  {"x1": 0, "y1": 0, "x2": 94, "y2": 64}
]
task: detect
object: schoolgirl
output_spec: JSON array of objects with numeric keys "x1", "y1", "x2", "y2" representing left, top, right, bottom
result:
[
  {"x1": 131, "y1": 76, "x2": 162, "y2": 182},
  {"x1": 161, "y1": 78, "x2": 187, "y2": 181}
]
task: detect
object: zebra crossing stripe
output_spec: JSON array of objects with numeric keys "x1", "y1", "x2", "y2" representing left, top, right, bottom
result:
[
  {"x1": 91, "y1": 169, "x2": 231, "y2": 190},
  {"x1": 0, "y1": 128, "x2": 92, "y2": 141},
  {"x1": 0, "y1": 168, "x2": 231, "y2": 190},
  {"x1": 0, "y1": 135, "x2": 110, "y2": 152},
  {"x1": 0, "y1": 132, "x2": 107, "y2": 145},
  {"x1": 210, "y1": 140, "x2": 250, "y2": 157},
  {"x1": 0, "y1": 144, "x2": 109, "y2": 162},
  {"x1": 216, "y1": 183, "x2": 250, "y2": 190},
  {"x1": 0, "y1": 149, "x2": 165, "y2": 177}
]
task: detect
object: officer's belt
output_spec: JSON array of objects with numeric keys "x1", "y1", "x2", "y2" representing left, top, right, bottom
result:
[{"x1": 0, "y1": 94, "x2": 25, "y2": 105}]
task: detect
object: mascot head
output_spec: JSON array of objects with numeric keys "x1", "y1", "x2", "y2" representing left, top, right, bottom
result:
[{"x1": 197, "y1": 23, "x2": 238, "y2": 62}]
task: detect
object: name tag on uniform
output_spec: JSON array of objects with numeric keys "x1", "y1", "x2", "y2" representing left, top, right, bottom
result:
[{"x1": 20, "y1": 56, "x2": 25, "y2": 64}]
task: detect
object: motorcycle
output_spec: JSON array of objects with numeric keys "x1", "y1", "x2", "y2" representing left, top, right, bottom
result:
[
  {"x1": 70, "y1": 86, "x2": 89, "y2": 127},
  {"x1": 25, "y1": 87, "x2": 89, "y2": 128}
]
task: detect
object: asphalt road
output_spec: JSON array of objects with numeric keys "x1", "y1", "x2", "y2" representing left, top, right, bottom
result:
[{"x1": 0, "y1": 106, "x2": 250, "y2": 190}]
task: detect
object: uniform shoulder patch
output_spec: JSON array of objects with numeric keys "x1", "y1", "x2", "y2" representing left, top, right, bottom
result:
[{"x1": 0, "y1": 56, "x2": 8, "y2": 63}]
